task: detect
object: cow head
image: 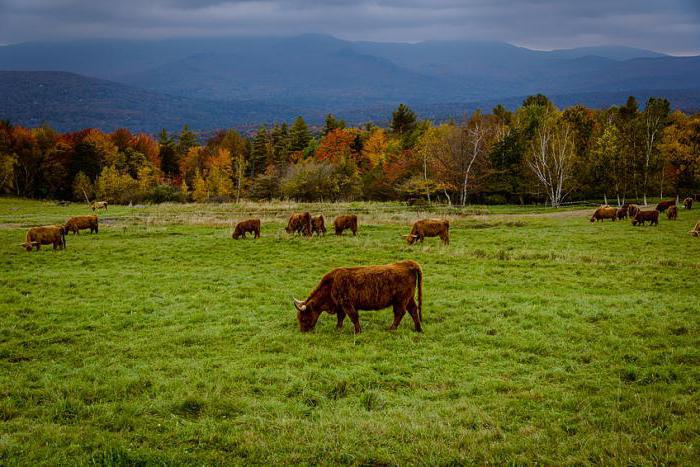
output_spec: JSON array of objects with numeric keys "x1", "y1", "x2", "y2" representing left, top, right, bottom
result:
[
  {"x1": 405, "y1": 234, "x2": 418, "y2": 245},
  {"x1": 293, "y1": 298, "x2": 321, "y2": 332},
  {"x1": 19, "y1": 241, "x2": 38, "y2": 251},
  {"x1": 232, "y1": 230, "x2": 240, "y2": 240}
]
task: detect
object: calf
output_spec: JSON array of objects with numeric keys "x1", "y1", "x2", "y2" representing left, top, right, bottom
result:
[
  {"x1": 285, "y1": 212, "x2": 312, "y2": 237},
  {"x1": 64, "y1": 215, "x2": 98, "y2": 234},
  {"x1": 293, "y1": 260, "x2": 423, "y2": 334},
  {"x1": 405, "y1": 219, "x2": 449, "y2": 245},
  {"x1": 655, "y1": 200, "x2": 675, "y2": 212},
  {"x1": 232, "y1": 219, "x2": 261, "y2": 239},
  {"x1": 311, "y1": 215, "x2": 326, "y2": 236},
  {"x1": 91, "y1": 201, "x2": 108, "y2": 211},
  {"x1": 333, "y1": 214, "x2": 358, "y2": 236},
  {"x1": 666, "y1": 205, "x2": 678, "y2": 220},
  {"x1": 590, "y1": 206, "x2": 618, "y2": 222},
  {"x1": 689, "y1": 221, "x2": 700, "y2": 237},
  {"x1": 632, "y1": 210, "x2": 659, "y2": 226},
  {"x1": 683, "y1": 197, "x2": 693, "y2": 210},
  {"x1": 20, "y1": 225, "x2": 66, "y2": 251}
]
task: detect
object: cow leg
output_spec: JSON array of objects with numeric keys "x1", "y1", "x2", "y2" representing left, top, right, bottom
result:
[
  {"x1": 343, "y1": 305, "x2": 362, "y2": 334},
  {"x1": 389, "y1": 303, "x2": 406, "y2": 331},
  {"x1": 406, "y1": 297, "x2": 423, "y2": 332},
  {"x1": 336, "y1": 309, "x2": 346, "y2": 329}
]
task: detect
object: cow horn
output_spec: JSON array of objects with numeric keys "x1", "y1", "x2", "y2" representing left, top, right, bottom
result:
[{"x1": 293, "y1": 298, "x2": 306, "y2": 311}]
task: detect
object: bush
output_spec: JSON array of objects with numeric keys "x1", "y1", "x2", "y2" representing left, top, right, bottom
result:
[{"x1": 147, "y1": 185, "x2": 186, "y2": 203}]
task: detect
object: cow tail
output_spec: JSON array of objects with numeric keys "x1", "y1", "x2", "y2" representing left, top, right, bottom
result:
[
  {"x1": 416, "y1": 264, "x2": 423, "y2": 323},
  {"x1": 62, "y1": 229, "x2": 66, "y2": 249}
]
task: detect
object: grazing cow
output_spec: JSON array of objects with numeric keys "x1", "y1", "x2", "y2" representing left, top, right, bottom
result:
[
  {"x1": 689, "y1": 221, "x2": 700, "y2": 237},
  {"x1": 334, "y1": 214, "x2": 358, "y2": 236},
  {"x1": 285, "y1": 212, "x2": 312, "y2": 236},
  {"x1": 91, "y1": 201, "x2": 108, "y2": 211},
  {"x1": 655, "y1": 200, "x2": 675, "y2": 212},
  {"x1": 311, "y1": 215, "x2": 326, "y2": 236},
  {"x1": 632, "y1": 210, "x2": 659, "y2": 226},
  {"x1": 64, "y1": 215, "x2": 98, "y2": 234},
  {"x1": 590, "y1": 206, "x2": 618, "y2": 222},
  {"x1": 666, "y1": 205, "x2": 678, "y2": 220},
  {"x1": 683, "y1": 197, "x2": 693, "y2": 210},
  {"x1": 20, "y1": 225, "x2": 66, "y2": 251},
  {"x1": 405, "y1": 219, "x2": 450, "y2": 245},
  {"x1": 232, "y1": 219, "x2": 261, "y2": 239},
  {"x1": 627, "y1": 204, "x2": 640, "y2": 218},
  {"x1": 617, "y1": 207, "x2": 628, "y2": 220},
  {"x1": 293, "y1": 260, "x2": 423, "y2": 334}
]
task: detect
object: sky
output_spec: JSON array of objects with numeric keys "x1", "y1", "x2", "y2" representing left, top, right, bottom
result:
[{"x1": 0, "y1": 0, "x2": 699, "y2": 55}]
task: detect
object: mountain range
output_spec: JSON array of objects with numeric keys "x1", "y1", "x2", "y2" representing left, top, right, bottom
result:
[{"x1": 0, "y1": 34, "x2": 698, "y2": 132}]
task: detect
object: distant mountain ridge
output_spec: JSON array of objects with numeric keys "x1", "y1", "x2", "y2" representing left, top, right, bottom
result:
[{"x1": 0, "y1": 35, "x2": 698, "y2": 131}]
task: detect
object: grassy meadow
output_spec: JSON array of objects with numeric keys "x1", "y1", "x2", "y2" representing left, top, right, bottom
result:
[{"x1": 1, "y1": 197, "x2": 699, "y2": 464}]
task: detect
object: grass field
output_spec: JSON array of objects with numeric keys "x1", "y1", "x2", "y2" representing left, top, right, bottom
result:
[{"x1": 1, "y1": 198, "x2": 699, "y2": 464}]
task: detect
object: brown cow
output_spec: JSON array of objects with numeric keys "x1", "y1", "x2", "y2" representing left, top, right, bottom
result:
[
  {"x1": 293, "y1": 260, "x2": 423, "y2": 334},
  {"x1": 666, "y1": 205, "x2": 678, "y2": 220},
  {"x1": 689, "y1": 221, "x2": 700, "y2": 237},
  {"x1": 405, "y1": 219, "x2": 449, "y2": 245},
  {"x1": 91, "y1": 201, "x2": 108, "y2": 211},
  {"x1": 616, "y1": 207, "x2": 628, "y2": 220},
  {"x1": 232, "y1": 219, "x2": 260, "y2": 239},
  {"x1": 632, "y1": 210, "x2": 659, "y2": 226},
  {"x1": 590, "y1": 206, "x2": 618, "y2": 222},
  {"x1": 20, "y1": 225, "x2": 66, "y2": 251},
  {"x1": 65, "y1": 215, "x2": 98, "y2": 234},
  {"x1": 311, "y1": 215, "x2": 326, "y2": 236},
  {"x1": 627, "y1": 204, "x2": 640, "y2": 218},
  {"x1": 655, "y1": 200, "x2": 675, "y2": 212},
  {"x1": 286, "y1": 212, "x2": 312, "y2": 236},
  {"x1": 334, "y1": 214, "x2": 358, "y2": 236},
  {"x1": 683, "y1": 197, "x2": 693, "y2": 209}
]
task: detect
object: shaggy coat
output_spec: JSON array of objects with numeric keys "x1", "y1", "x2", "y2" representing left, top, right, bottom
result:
[
  {"x1": 285, "y1": 212, "x2": 312, "y2": 236},
  {"x1": 627, "y1": 204, "x2": 640, "y2": 218},
  {"x1": 334, "y1": 215, "x2": 358, "y2": 236},
  {"x1": 632, "y1": 210, "x2": 659, "y2": 226},
  {"x1": 655, "y1": 200, "x2": 675, "y2": 212},
  {"x1": 683, "y1": 197, "x2": 693, "y2": 209},
  {"x1": 21, "y1": 225, "x2": 66, "y2": 251},
  {"x1": 666, "y1": 205, "x2": 678, "y2": 220},
  {"x1": 590, "y1": 207, "x2": 618, "y2": 222},
  {"x1": 311, "y1": 215, "x2": 327, "y2": 236},
  {"x1": 689, "y1": 221, "x2": 700, "y2": 237},
  {"x1": 65, "y1": 215, "x2": 98, "y2": 234},
  {"x1": 616, "y1": 207, "x2": 628, "y2": 220},
  {"x1": 91, "y1": 201, "x2": 108, "y2": 211},
  {"x1": 293, "y1": 260, "x2": 423, "y2": 334},
  {"x1": 232, "y1": 219, "x2": 261, "y2": 239},
  {"x1": 406, "y1": 219, "x2": 449, "y2": 245}
]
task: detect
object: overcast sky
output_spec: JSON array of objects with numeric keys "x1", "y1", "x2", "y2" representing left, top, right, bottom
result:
[{"x1": 0, "y1": 0, "x2": 698, "y2": 55}]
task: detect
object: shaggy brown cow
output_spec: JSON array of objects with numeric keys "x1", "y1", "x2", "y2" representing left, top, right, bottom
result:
[
  {"x1": 689, "y1": 221, "x2": 700, "y2": 237},
  {"x1": 683, "y1": 197, "x2": 693, "y2": 209},
  {"x1": 232, "y1": 219, "x2": 260, "y2": 239},
  {"x1": 20, "y1": 225, "x2": 66, "y2": 251},
  {"x1": 293, "y1": 260, "x2": 423, "y2": 334},
  {"x1": 405, "y1": 219, "x2": 449, "y2": 245},
  {"x1": 627, "y1": 204, "x2": 640, "y2": 218},
  {"x1": 334, "y1": 214, "x2": 358, "y2": 236},
  {"x1": 632, "y1": 210, "x2": 659, "y2": 226},
  {"x1": 666, "y1": 205, "x2": 678, "y2": 220},
  {"x1": 285, "y1": 212, "x2": 312, "y2": 236},
  {"x1": 91, "y1": 201, "x2": 108, "y2": 211},
  {"x1": 616, "y1": 207, "x2": 628, "y2": 220},
  {"x1": 64, "y1": 215, "x2": 98, "y2": 234},
  {"x1": 311, "y1": 215, "x2": 326, "y2": 236},
  {"x1": 655, "y1": 200, "x2": 675, "y2": 212},
  {"x1": 590, "y1": 206, "x2": 618, "y2": 222}
]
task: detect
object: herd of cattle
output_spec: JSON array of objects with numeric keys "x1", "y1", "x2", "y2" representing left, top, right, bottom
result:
[{"x1": 590, "y1": 197, "x2": 699, "y2": 232}]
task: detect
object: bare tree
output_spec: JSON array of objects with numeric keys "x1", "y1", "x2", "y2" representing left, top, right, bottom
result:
[
  {"x1": 642, "y1": 98, "x2": 670, "y2": 205},
  {"x1": 527, "y1": 115, "x2": 576, "y2": 207}
]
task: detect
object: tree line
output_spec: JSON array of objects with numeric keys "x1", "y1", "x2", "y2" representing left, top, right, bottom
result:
[{"x1": 1, "y1": 95, "x2": 698, "y2": 206}]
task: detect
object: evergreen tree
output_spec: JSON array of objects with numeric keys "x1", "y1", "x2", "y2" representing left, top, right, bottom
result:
[
  {"x1": 289, "y1": 116, "x2": 312, "y2": 152},
  {"x1": 323, "y1": 114, "x2": 346, "y2": 135},
  {"x1": 390, "y1": 104, "x2": 417, "y2": 135},
  {"x1": 158, "y1": 129, "x2": 179, "y2": 177},
  {"x1": 250, "y1": 127, "x2": 270, "y2": 177},
  {"x1": 176, "y1": 125, "x2": 198, "y2": 157},
  {"x1": 271, "y1": 123, "x2": 290, "y2": 167},
  {"x1": 522, "y1": 94, "x2": 552, "y2": 108}
]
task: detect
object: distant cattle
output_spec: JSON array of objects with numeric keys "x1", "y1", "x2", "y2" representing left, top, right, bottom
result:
[
  {"x1": 232, "y1": 219, "x2": 261, "y2": 239},
  {"x1": 632, "y1": 210, "x2": 659, "y2": 226},
  {"x1": 65, "y1": 215, "x2": 98, "y2": 234},
  {"x1": 590, "y1": 206, "x2": 618, "y2": 222},
  {"x1": 405, "y1": 219, "x2": 449, "y2": 245},
  {"x1": 666, "y1": 205, "x2": 678, "y2": 220},
  {"x1": 311, "y1": 215, "x2": 326, "y2": 236},
  {"x1": 333, "y1": 215, "x2": 358, "y2": 236},
  {"x1": 683, "y1": 197, "x2": 693, "y2": 210},
  {"x1": 286, "y1": 212, "x2": 312, "y2": 236},
  {"x1": 655, "y1": 200, "x2": 675, "y2": 212},
  {"x1": 91, "y1": 201, "x2": 108, "y2": 211},
  {"x1": 689, "y1": 221, "x2": 700, "y2": 237},
  {"x1": 616, "y1": 207, "x2": 628, "y2": 220},
  {"x1": 20, "y1": 225, "x2": 66, "y2": 251},
  {"x1": 627, "y1": 204, "x2": 640, "y2": 218},
  {"x1": 293, "y1": 260, "x2": 423, "y2": 334}
]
